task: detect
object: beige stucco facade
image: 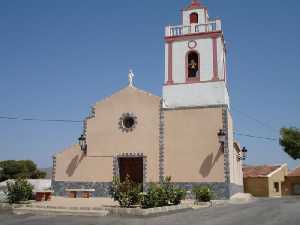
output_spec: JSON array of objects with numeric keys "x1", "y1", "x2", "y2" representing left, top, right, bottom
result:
[
  {"x1": 54, "y1": 86, "x2": 161, "y2": 183},
  {"x1": 227, "y1": 112, "x2": 243, "y2": 186},
  {"x1": 53, "y1": 85, "x2": 244, "y2": 199},
  {"x1": 268, "y1": 165, "x2": 288, "y2": 197},
  {"x1": 54, "y1": 145, "x2": 113, "y2": 182},
  {"x1": 163, "y1": 107, "x2": 225, "y2": 182}
]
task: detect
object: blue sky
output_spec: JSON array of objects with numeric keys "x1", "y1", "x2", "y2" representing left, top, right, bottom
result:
[{"x1": 0, "y1": 0, "x2": 299, "y2": 169}]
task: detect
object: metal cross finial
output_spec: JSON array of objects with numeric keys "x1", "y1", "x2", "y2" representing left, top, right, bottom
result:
[{"x1": 128, "y1": 69, "x2": 134, "y2": 86}]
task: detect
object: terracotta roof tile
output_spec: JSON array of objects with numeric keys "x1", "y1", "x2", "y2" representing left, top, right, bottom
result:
[
  {"x1": 243, "y1": 165, "x2": 281, "y2": 178},
  {"x1": 288, "y1": 166, "x2": 300, "y2": 177}
]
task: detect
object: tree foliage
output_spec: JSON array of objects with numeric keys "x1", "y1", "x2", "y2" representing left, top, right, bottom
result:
[
  {"x1": 279, "y1": 127, "x2": 300, "y2": 160},
  {"x1": 0, "y1": 160, "x2": 46, "y2": 182}
]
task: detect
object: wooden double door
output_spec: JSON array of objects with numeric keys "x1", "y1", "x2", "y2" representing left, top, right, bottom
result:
[{"x1": 118, "y1": 157, "x2": 143, "y2": 186}]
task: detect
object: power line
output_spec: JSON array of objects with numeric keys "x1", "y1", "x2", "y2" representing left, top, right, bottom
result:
[
  {"x1": 226, "y1": 83, "x2": 279, "y2": 134},
  {"x1": 231, "y1": 106, "x2": 279, "y2": 134},
  {"x1": 235, "y1": 132, "x2": 277, "y2": 142},
  {"x1": 0, "y1": 114, "x2": 279, "y2": 142},
  {"x1": 0, "y1": 116, "x2": 83, "y2": 123}
]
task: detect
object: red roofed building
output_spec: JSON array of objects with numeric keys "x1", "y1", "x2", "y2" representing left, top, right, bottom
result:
[
  {"x1": 282, "y1": 166, "x2": 300, "y2": 196},
  {"x1": 243, "y1": 164, "x2": 288, "y2": 197}
]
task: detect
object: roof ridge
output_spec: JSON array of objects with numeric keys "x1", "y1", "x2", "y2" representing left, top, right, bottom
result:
[{"x1": 94, "y1": 85, "x2": 160, "y2": 106}]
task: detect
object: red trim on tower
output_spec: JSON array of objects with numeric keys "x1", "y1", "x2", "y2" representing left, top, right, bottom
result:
[
  {"x1": 185, "y1": 50, "x2": 201, "y2": 83},
  {"x1": 212, "y1": 37, "x2": 219, "y2": 80},
  {"x1": 165, "y1": 31, "x2": 222, "y2": 42},
  {"x1": 184, "y1": 0, "x2": 206, "y2": 11},
  {"x1": 166, "y1": 43, "x2": 173, "y2": 85}
]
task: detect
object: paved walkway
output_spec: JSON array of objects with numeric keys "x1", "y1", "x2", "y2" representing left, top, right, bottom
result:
[{"x1": 33, "y1": 197, "x2": 198, "y2": 208}]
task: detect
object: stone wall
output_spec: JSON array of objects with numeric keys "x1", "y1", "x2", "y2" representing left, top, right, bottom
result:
[
  {"x1": 53, "y1": 181, "x2": 242, "y2": 199},
  {"x1": 52, "y1": 181, "x2": 112, "y2": 197}
]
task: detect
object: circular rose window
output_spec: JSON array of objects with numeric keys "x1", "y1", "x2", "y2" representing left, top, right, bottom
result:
[{"x1": 119, "y1": 113, "x2": 137, "y2": 133}]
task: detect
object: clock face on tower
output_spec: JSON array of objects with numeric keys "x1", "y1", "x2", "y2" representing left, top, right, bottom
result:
[{"x1": 188, "y1": 40, "x2": 197, "y2": 49}]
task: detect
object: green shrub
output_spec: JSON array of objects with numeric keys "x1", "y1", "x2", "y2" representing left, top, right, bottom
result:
[
  {"x1": 161, "y1": 176, "x2": 186, "y2": 205},
  {"x1": 140, "y1": 184, "x2": 159, "y2": 209},
  {"x1": 110, "y1": 176, "x2": 186, "y2": 209},
  {"x1": 109, "y1": 175, "x2": 141, "y2": 208},
  {"x1": 140, "y1": 177, "x2": 186, "y2": 208},
  {"x1": 169, "y1": 188, "x2": 187, "y2": 205},
  {"x1": 7, "y1": 178, "x2": 33, "y2": 204},
  {"x1": 140, "y1": 184, "x2": 168, "y2": 208},
  {"x1": 192, "y1": 186, "x2": 213, "y2": 202}
]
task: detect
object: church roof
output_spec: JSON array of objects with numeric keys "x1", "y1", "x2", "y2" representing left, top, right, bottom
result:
[
  {"x1": 184, "y1": 0, "x2": 205, "y2": 11},
  {"x1": 95, "y1": 85, "x2": 160, "y2": 106}
]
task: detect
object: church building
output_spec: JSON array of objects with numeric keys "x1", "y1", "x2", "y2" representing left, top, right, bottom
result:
[{"x1": 52, "y1": 0, "x2": 245, "y2": 199}]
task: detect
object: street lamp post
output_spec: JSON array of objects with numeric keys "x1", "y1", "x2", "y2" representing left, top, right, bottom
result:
[
  {"x1": 217, "y1": 129, "x2": 226, "y2": 144},
  {"x1": 78, "y1": 134, "x2": 87, "y2": 153},
  {"x1": 241, "y1": 147, "x2": 248, "y2": 161}
]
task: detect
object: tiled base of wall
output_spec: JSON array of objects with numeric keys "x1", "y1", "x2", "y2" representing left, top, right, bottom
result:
[
  {"x1": 53, "y1": 181, "x2": 243, "y2": 200},
  {"x1": 172, "y1": 182, "x2": 229, "y2": 199},
  {"x1": 230, "y1": 183, "x2": 244, "y2": 197},
  {"x1": 52, "y1": 181, "x2": 112, "y2": 197}
]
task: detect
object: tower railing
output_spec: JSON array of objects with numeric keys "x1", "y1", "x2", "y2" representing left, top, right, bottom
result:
[{"x1": 165, "y1": 20, "x2": 221, "y2": 37}]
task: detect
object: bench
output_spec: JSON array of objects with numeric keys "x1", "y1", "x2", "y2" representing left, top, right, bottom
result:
[
  {"x1": 35, "y1": 190, "x2": 54, "y2": 202},
  {"x1": 65, "y1": 189, "x2": 95, "y2": 198}
]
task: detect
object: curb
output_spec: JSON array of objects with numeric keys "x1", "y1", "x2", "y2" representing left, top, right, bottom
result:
[
  {"x1": 3, "y1": 201, "x2": 220, "y2": 217},
  {"x1": 104, "y1": 204, "x2": 193, "y2": 216},
  {"x1": 0, "y1": 203, "x2": 12, "y2": 210},
  {"x1": 13, "y1": 207, "x2": 109, "y2": 217},
  {"x1": 11, "y1": 204, "x2": 195, "y2": 217}
]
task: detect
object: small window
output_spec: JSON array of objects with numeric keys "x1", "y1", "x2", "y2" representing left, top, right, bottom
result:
[
  {"x1": 119, "y1": 113, "x2": 137, "y2": 133},
  {"x1": 187, "y1": 51, "x2": 199, "y2": 78},
  {"x1": 123, "y1": 116, "x2": 135, "y2": 129},
  {"x1": 274, "y1": 182, "x2": 280, "y2": 192},
  {"x1": 190, "y1": 12, "x2": 198, "y2": 24}
]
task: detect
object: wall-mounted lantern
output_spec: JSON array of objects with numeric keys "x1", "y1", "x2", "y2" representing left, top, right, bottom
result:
[
  {"x1": 237, "y1": 147, "x2": 248, "y2": 161},
  {"x1": 241, "y1": 147, "x2": 248, "y2": 161},
  {"x1": 78, "y1": 134, "x2": 87, "y2": 153},
  {"x1": 217, "y1": 129, "x2": 226, "y2": 144}
]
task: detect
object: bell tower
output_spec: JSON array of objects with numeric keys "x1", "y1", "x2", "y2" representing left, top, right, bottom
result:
[{"x1": 163, "y1": 0, "x2": 229, "y2": 108}]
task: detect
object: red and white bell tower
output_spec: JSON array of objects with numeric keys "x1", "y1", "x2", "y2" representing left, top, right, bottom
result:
[{"x1": 163, "y1": 0, "x2": 229, "y2": 108}]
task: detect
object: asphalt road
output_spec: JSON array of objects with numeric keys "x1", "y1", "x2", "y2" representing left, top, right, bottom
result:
[{"x1": 1, "y1": 197, "x2": 300, "y2": 225}]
